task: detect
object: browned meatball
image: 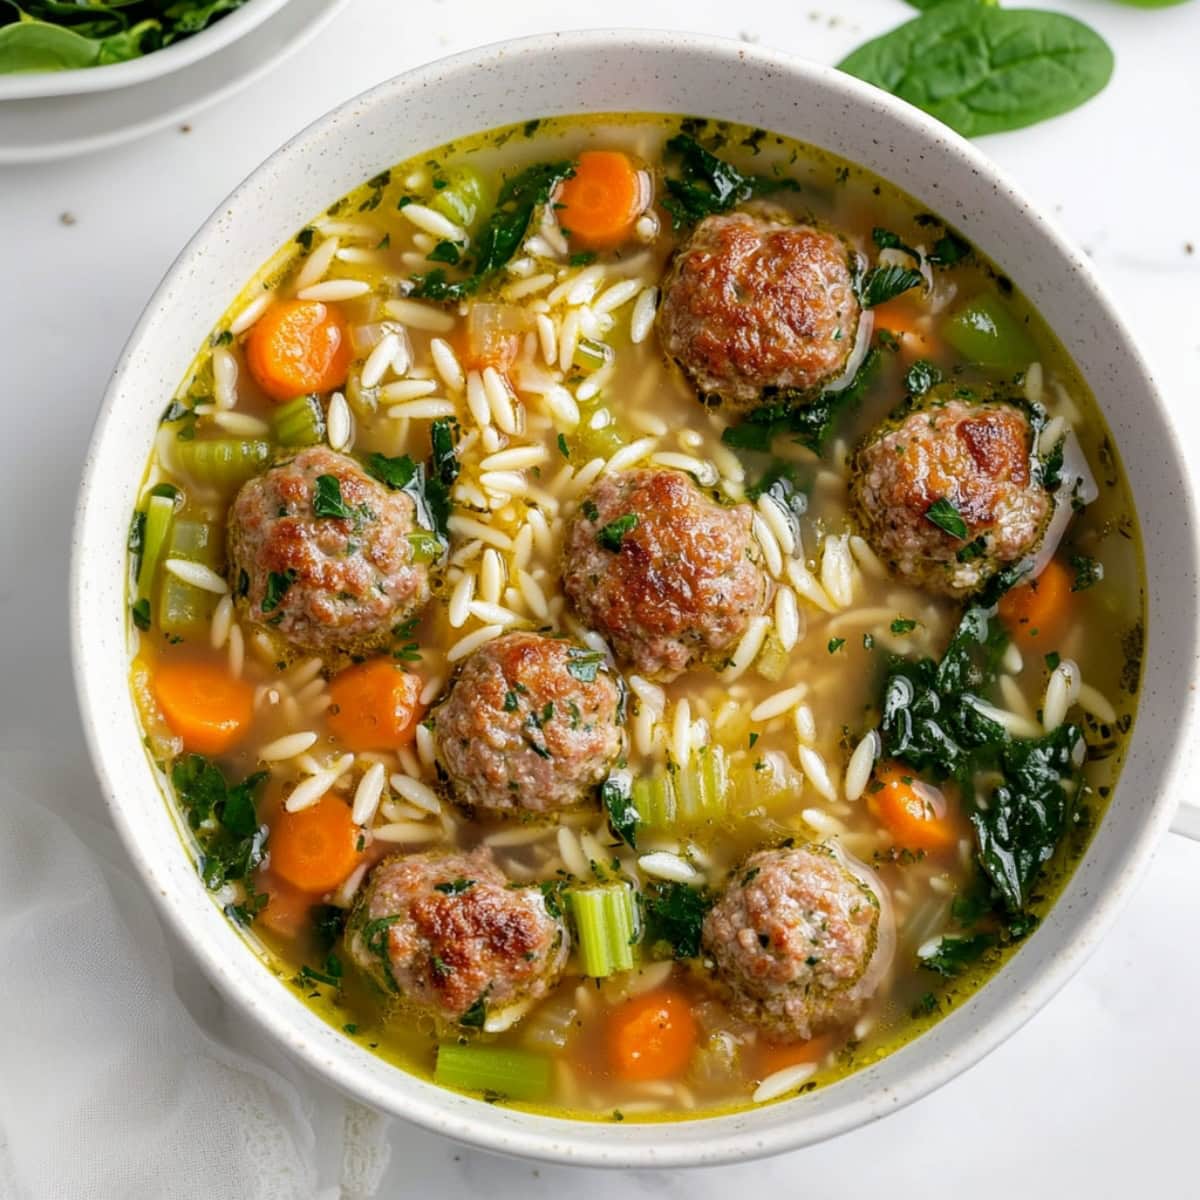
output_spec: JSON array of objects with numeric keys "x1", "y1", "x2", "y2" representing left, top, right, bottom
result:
[
  {"x1": 702, "y1": 844, "x2": 883, "y2": 1042},
  {"x1": 344, "y1": 847, "x2": 568, "y2": 1026},
  {"x1": 657, "y1": 211, "x2": 861, "y2": 414},
  {"x1": 227, "y1": 446, "x2": 429, "y2": 656},
  {"x1": 562, "y1": 469, "x2": 771, "y2": 680},
  {"x1": 432, "y1": 632, "x2": 624, "y2": 815},
  {"x1": 849, "y1": 390, "x2": 1053, "y2": 596}
]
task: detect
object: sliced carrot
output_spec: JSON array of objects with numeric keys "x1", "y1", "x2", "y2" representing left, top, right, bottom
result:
[
  {"x1": 606, "y1": 988, "x2": 698, "y2": 1082},
  {"x1": 998, "y1": 558, "x2": 1073, "y2": 649},
  {"x1": 256, "y1": 876, "x2": 315, "y2": 940},
  {"x1": 867, "y1": 763, "x2": 956, "y2": 854},
  {"x1": 153, "y1": 658, "x2": 254, "y2": 756},
  {"x1": 758, "y1": 1034, "x2": 832, "y2": 1079},
  {"x1": 327, "y1": 659, "x2": 425, "y2": 752},
  {"x1": 269, "y1": 794, "x2": 362, "y2": 895},
  {"x1": 245, "y1": 300, "x2": 351, "y2": 402},
  {"x1": 872, "y1": 298, "x2": 941, "y2": 363},
  {"x1": 555, "y1": 150, "x2": 643, "y2": 249}
]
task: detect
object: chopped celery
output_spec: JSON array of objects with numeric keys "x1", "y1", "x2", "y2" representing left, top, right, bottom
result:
[
  {"x1": 407, "y1": 530, "x2": 444, "y2": 563},
  {"x1": 570, "y1": 884, "x2": 637, "y2": 977},
  {"x1": 136, "y1": 493, "x2": 175, "y2": 601},
  {"x1": 674, "y1": 746, "x2": 727, "y2": 824},
  {"x1": 941, "y1": 293, "x2": 1036, "y2": 369},
  {"x1": 434, "y1": 1043, "x2": 551, "y2": 1101},
  {"x1": 632, "y1": 771, "x2": 675, "y2": 829},
  {"x1": 754, "y1": 632, "x2": 789, "y2": 682},
  {"x1": 569, "y1": 407, "x2": 625, "y2": 460},
  {"x1": 176, "y1": 438, "x2": 272, "y2": 492},
  {"x1": 572, "y1": 337, "x2": 613, "y2": 374},
  {"x1": 634, "y1": 747, "x2": 728, "y2": 831},
  {"x1": 429, "y1": 165, "x2": 494, "y2": 234},
  {"x1": 158, "y1": 519, "x2": 221, "y2": 638},
  {"x1": 271, "y1": 394, "x2": 326, "y2": 447}
]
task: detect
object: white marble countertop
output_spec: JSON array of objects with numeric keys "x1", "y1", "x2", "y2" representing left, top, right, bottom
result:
[{"x1": 2, "y1": 0, "x2": 1198, "y2": 1194}]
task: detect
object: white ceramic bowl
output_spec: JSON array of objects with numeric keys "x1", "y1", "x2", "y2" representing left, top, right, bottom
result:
[
  {"x1": 0, "y1": 0, "x2": 291, "y2": 101},
  {"x1": 72, "y1": 29, "x2": 1200, "y2": 1168}
]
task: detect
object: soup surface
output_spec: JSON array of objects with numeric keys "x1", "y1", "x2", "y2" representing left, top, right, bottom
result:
[{"x1": 127, "y1": 113, "x2": 1145, "y2": 1121}]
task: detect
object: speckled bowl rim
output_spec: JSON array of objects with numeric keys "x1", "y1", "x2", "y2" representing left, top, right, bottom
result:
[{"x1": 71, "y1": 29, "x2": 1200, "y2": 1169}]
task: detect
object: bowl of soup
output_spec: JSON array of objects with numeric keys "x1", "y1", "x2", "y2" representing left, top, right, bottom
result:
[{"x1": 71, "y1": 29, "x2": 1200, "y2": 1166}]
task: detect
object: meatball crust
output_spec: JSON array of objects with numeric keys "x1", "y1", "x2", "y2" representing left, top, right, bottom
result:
[
  {"x1": 432, "y1": 631, "x2": 624, "y2": 816},
  {"x1": 657, "y1": 211, "x2": 861, "y2": 414},
  {"x1": 227, "y1": 446, "x2": 429, "y2": 656},
  {"x1": 702, "y1": 844, "x2": 881, "y2": 1041},
  {"x1": 849, "y1": 391, "x2": 1052, "y2": 596},
  {"x1": 345, "y1": 848, "x2": 568, "y2": 1025},
  {"x1": 562, "y1": 469, "x2": 771, "y2": 680}
]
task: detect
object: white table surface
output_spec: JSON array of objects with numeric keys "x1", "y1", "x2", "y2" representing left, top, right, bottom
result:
[{"x1": 2, "y1": 0, "x2": 1199, "y2": 1194}]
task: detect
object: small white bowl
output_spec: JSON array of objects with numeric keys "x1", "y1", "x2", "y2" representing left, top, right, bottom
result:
[
  {"x1": 71, "y1": 29, "x2": 1200, "y2": 1169},
  {"x1": 0, "y1": 0, "x2": 291, "y2": 101}
]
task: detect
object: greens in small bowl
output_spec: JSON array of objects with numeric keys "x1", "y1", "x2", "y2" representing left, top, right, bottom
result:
[{"x1": 0, "y1": 0, "x2": 289, "y2": 98}]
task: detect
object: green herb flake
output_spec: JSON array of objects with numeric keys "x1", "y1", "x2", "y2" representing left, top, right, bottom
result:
[
  {"x1": 597, "y1": 513, "x2": 638, "y2": 552},
  {"x1": 1069, "y1": 554, "x2": 1103, "y2": 592},
  {"x1": 828, "y1": 637, "x2": 846, "y2": 654},
  {"x1": 261, "y1": 569, "x2": 297, "y2": 614},
  {"x1": 641, "y1": 881, "x2": 714, "y2": 960},
  {"x1": 925, "y1": 497, "x2": 969, "y2": 540},
  {"x1": 313, "y1": 474, "x2": 354, "y2": 519},
  {"x1": 364, "y1": 452, "x2": 418, "y2": 491},
  {"x1": 602, "y1": 775, "x2": 638, "y2": 850},
  {"x1": 434, "y1": 878, "x2": 476, "y2": 895}
]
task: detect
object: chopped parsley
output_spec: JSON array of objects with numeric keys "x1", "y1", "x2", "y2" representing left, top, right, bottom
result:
[
  {"x1": 1069, "y1": 554, "x2": 1103, "y2": 592},
  {"x1": 828, "y1": 637, "x2": 846, "y2": 654},
  {"x1": 261, "y1": 569, "x2": 297, "y2": 614},
  {"x1": 640, "y1": 881, "x2": 714, "y2": 960},
  {"x1": 131, "y1": 597, "x2": 151, "y2": 631},
  {"x1": 564, "y1": 646, "x2": 605, "y2": 683},
  {"x1": 313, "y1": 474, "x2": 354, "y2": 519},
  {"x1": 364, "y1": 452, "x2": 418, "y2": 491},
  {"x1": 925, "y1": 497, "x2": 969, "y2": 540},
  {"x1": 597, "y1": 513, "x2": 638, "y2": 552},
  {"x1": 433, "y1": 878, "x2": 476, "y2": 895},
  {"x1": 904, "y1": 358, "x2": 943, "y2": 398},
  {"x1": 890, "y1": 618, "x2": 918, "y2": 635},
  {"x1": 602, "y1": 775, "x2": 638, "y2": 850}
]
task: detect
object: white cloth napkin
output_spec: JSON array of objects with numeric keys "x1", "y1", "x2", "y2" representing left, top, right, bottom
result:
[{"x1": 0, "y1": 756, "x2": 391, "y2": 1200}]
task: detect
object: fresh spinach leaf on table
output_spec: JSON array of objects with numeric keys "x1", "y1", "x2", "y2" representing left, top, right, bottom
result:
[{"x1": 837, "y1": 3, "x2": 1114, "y2": 137}]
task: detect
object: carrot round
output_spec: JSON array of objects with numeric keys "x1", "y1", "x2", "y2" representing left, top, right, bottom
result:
[
  {"x1": 555, "y1": 151, "x2": 643, "y2": 249},
  {"x1": 867, "y1": 763, "x2": 956, "y2": 854},
  {"x1": 606, "y1": 988, "x2": 697, "y2": 1081},
  {"x1": 327, "y1": 659, "x2": 425, "y2": 752},
  {"x1": 153, "y1": 658, "x2": 254, "y2": 756},
  {"x1": 245, "y1": 300, "x2": 351, "y2": 402},
  {"x1": 269, "y1": 794, "x2": 362, "y2": 895},
  {"x1": 998, "y1": 558, "x2": 1073, "y2": 649},
  {"x1": 758, "y1": 1034, "x2": 832, "y2": 1079}
]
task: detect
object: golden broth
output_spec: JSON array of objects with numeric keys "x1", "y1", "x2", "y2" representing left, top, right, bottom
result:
[{"x1": 128, "y1": 113, "x2": 1144, "y2": 1121}]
